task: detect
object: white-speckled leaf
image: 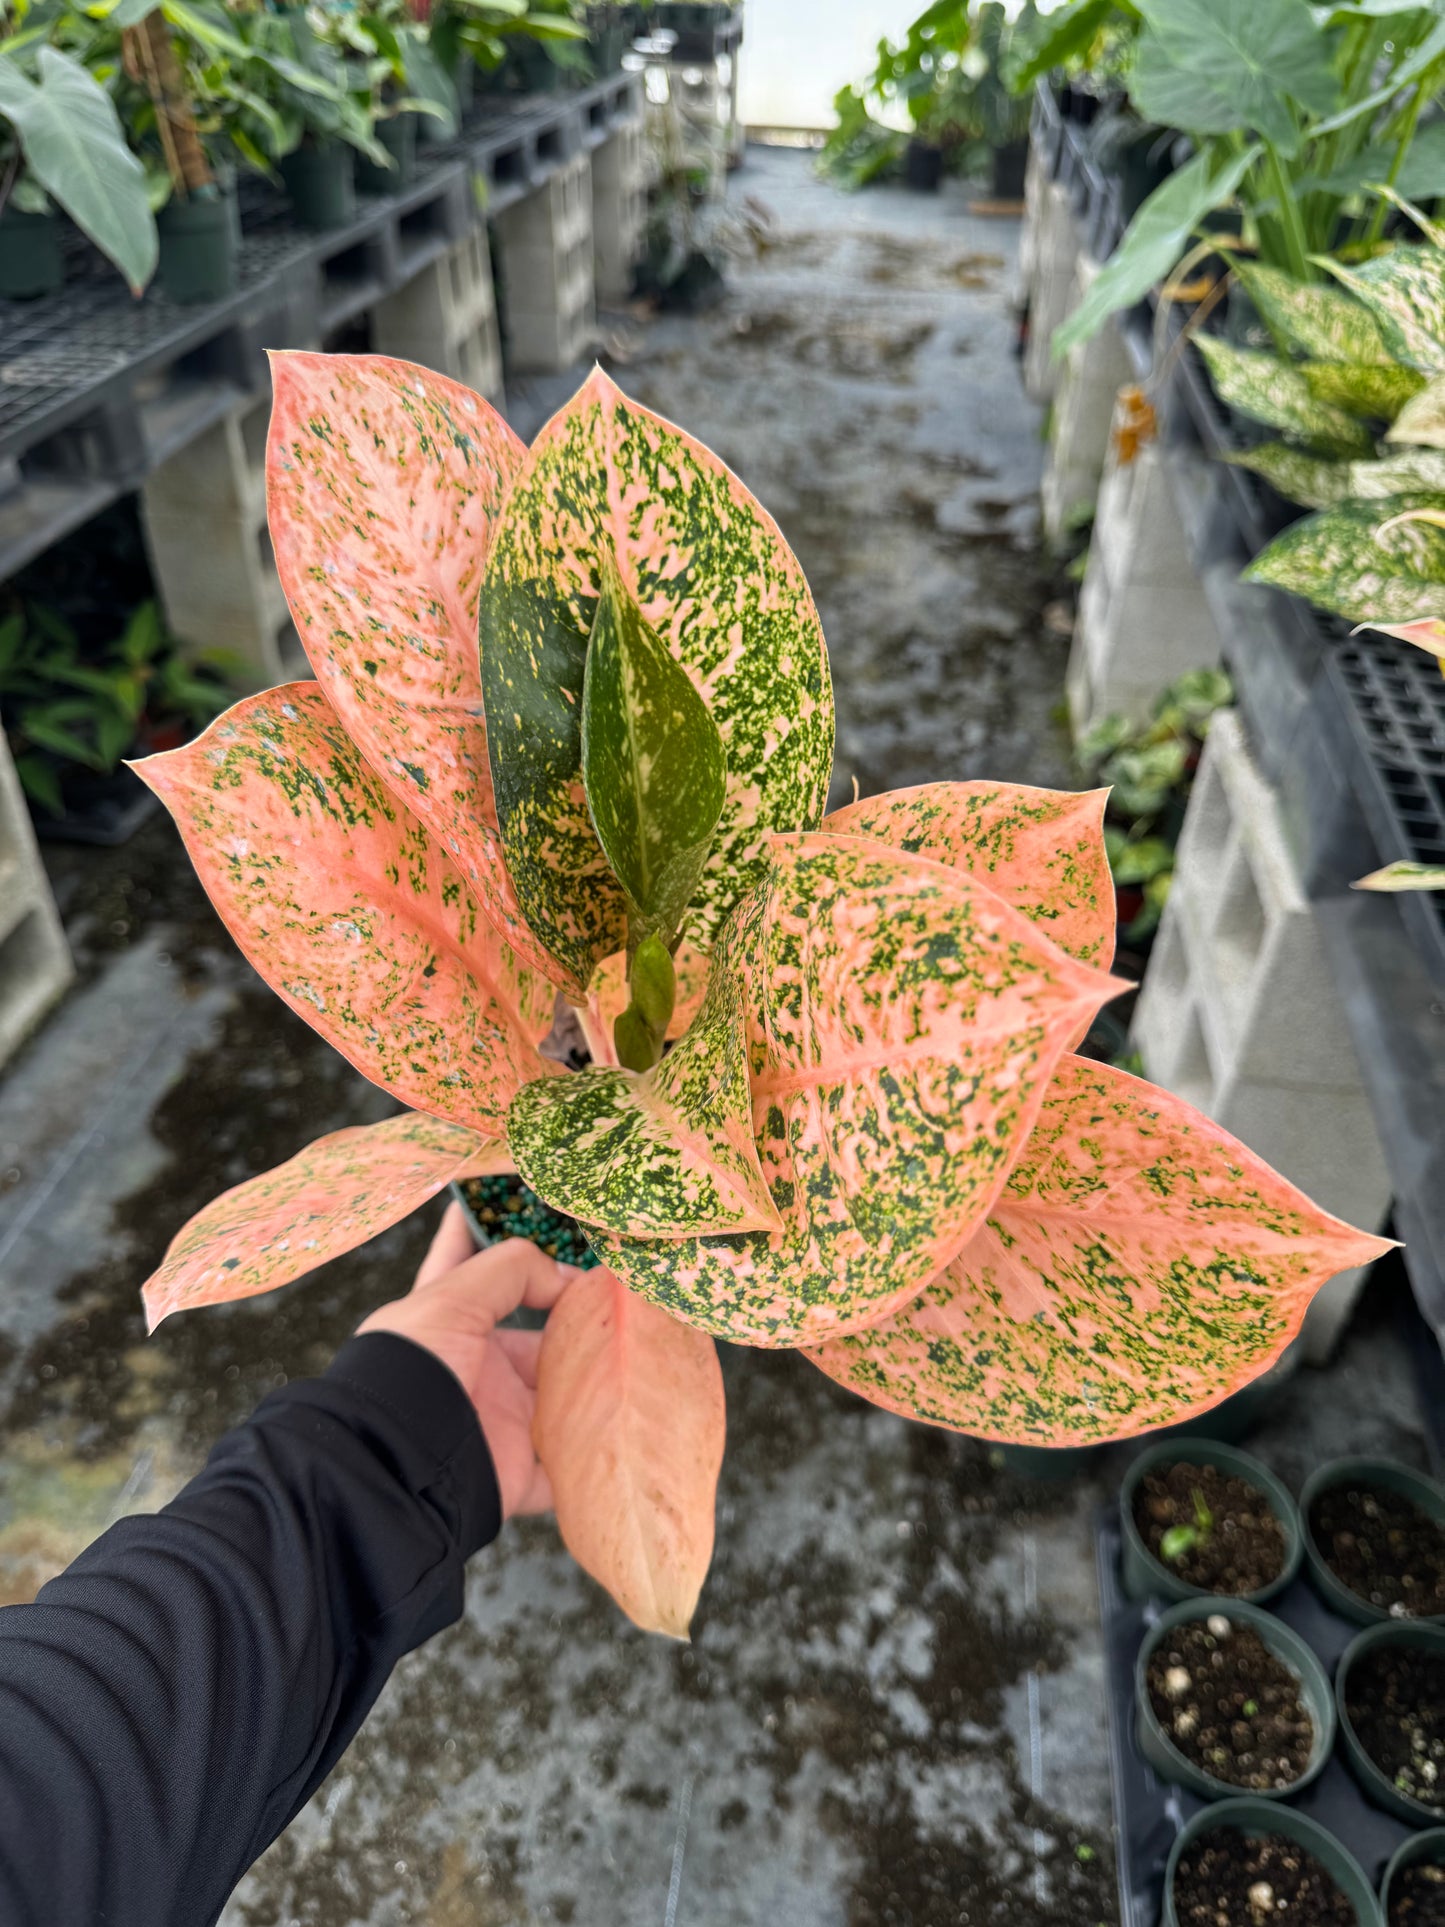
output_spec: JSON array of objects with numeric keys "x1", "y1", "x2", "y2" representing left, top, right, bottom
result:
[
  {"x1": 808, "y1": 1057, "x2": 1395, "y2": 1444},
  {"x1": 1194, "y1": 335, "x2": 1376, "y2": 454},
  {"x1": 1389, "y1": 372, "x2": 1445, "y2": 449},
  {"x1": 1244, "y1": 495, "x2": 1445, "y2": 623},
  {"x1": 1234, "y1": 260, "x2": 1391, "y2": 365},
  {"x1": 590, "y1": 832, "x2": 1124, "y2": 1347},
  {"x1": 1223, "y1": 443, "x2": 1355, "y2": 510},
  {"x1": 1301, "y1": 359, "x2": 1425, "y2": 421},
  {"x1": 1349, "y1": 450, "x2": 1445, "y2": 499},
  {"x1": 480, "y1": 369, "x2": 834, "y2": 992},
  {"x1": 1320, "y1": 246, "x2": 1445, "y2": 374}
]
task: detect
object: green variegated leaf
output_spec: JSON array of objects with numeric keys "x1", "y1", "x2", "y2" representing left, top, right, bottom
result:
[
  {"x1": 1194, "y1": 336, "x2": 1376, "y2": 455},
  {"x1": 480, "y1": 369, "x2": 834, "y2": 993},
  {"x1": 590, "y1": 832, "x2": 1123, "y2": 1347},
  {"x1": 1244, "y1": 496, "x2": 1445, "y2": 623},
  {"x1": 506, "y1": 955, "x2": 778, "y2": 1239},
  {"x1": 1233, "y1": 261, "x2": 1391, "y2": 366},
  {"x1": 580, "y1": 556, "x2": 728, "y2": 944},
  {"x1": 1353, "y1": 861, "x2": 1445, "y2": 892},
  {"x1": 1349, "y1": 451, "x2": 1445, "y2": 499},
  {"x1": 807, "y1": 1058, "x2": 1394, "y2": 1444},
  {"x1": 1301, "y1": 360, "x2": 1425, "y2": 421},
  {"x1": 1222, "y1": 442, "x2": 1355, "y2": 510},
  {"x1": 1319, "y1": 247, "x2": 1445, "y2": 375},
  {"x1": 1388, "y1": 372, "x2": 1445, "y2": 449}
]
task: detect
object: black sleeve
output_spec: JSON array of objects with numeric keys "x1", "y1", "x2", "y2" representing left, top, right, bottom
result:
[{"x1": 0, "y1": 1332, "x2": 502, "y2": 1927}]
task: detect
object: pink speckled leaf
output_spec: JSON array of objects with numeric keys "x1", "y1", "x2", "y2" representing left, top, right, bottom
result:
[
  {"x1": 810, "y1": 1057, "x2": 1395, "y2": 1444},
  {"x1": 266, "y1": 352, "x2": 556, "y2": 981},
  {"x1": 591, "y1": 940, "x2": 711, "y2": 1045},
  {"x1": 142, "y1": 1112, "x2": 512, "y2": 1330},
  {"x1": 133, "y1": 684, "x2": 556, "y2": 1134},
  {"x1": 825, "y1": 782, "x2": 1116, "y2": 967},
  {"x1": 590, "y1": 833, "x2": 1124, "y2": 1347},
  {"x1": 479, "y1": 367, "x2": 835, "y2": 992},
  {"x1": 533, "y1": 1267, "x2": 725, "y2": 1637},
  {"x1": 1354, "y1": 615, "x2": 1445, "y2": 656}
]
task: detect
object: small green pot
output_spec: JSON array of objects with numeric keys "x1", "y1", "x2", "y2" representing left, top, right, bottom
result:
[
  {"x1": 1120, "y1": 1437, "x2": 1302, "y2": 1606},
  {"x1": 280, "y1": 139, "x2": 356, "y2": 231},
  {"x1": 157, "y1": 181, "x2": 238, "y2": 304},
  {"x1": 1337, "y1": 1621, "x2": 1445, "y2": 1825},
  {"x1": 1381, "y1": 1828, "x2": 1445, "y2": 1920},
  {"x1": 1301, "y1": 1457, "x2": 1445, "y2": 1627},
  {"x1": 0, "y1": 206, "x2": 63, "y2": 299},
  {"x1": 1163, "y1": 1797, "x2": 1383, "y2": 1927},
  {"x1": 1135, "y1": 1596, "x2": 1336, "y2": 1801},
  {"x1": 357, "y1": 113, "x2": 418, "y2": 195}
]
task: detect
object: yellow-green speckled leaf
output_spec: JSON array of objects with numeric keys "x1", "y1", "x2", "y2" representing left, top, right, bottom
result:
[
  {"x1": 589, "y1": 831, "x2": 1123, "y2": 1347},
  {"x1": 1234, "y1": 260, "x2": 1391, "y2": 365},
  {"x1": 1389, "y1": 371, "x2": 1445, "y2": 449},
  {"x1": 1319, "y1": 246, "x2": 1445, "y2": 375},
  {"x1": 1300, "y1": 359, "x2": 1426, "y2": 421},
  {"x1": 479, "y1": 368, "x2": 834, "y2": 993},
  {"x1": 808, "y1": 1057, "x2": 1394, "y2": 1444},
  {"x1": 1222, "y1": 442, "x2": 1355, "y2": 510},
  {"x1": 1244, "y1": 494, "x2": 1445, "y2": 623},
  {"x1": 506, "y1": 955, "x2": 779, "y2": 1239},
  {"x1": 1194, "y1": 335, "x2": 1376, "y2": 455},
  {"x1": 1349, "y1": 450, "x2": 1445, "y2": 499},
  {"x1": 1353, "y1": 860, "x2": 1445, "y2": 892}
]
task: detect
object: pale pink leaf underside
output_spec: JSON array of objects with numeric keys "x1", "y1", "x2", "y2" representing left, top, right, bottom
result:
[
  {"x1": 142, "y1": 1111, "x2": 511, "y2": 1330},
  {"x1": 533, "y1": 1267, "x2": 725, "y2": 1638},
  {"x1": 810, "y1": 1056, "x2": 1395, "y2": 1444},
  {"x1": 133, "y1": 685, "x2": 556, "y2": 1133},
  {"x1": 267, "y1": 351, "x2": 557, "y2": 982}
]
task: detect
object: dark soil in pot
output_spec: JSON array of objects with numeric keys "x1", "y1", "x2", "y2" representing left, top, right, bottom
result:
[
  {"x1": 1311, "y1": 1480, "x2": 1445, "y2": 1619},
  {"x1": 1147, "y1": 1617, "x2": 1315, "y2": 1792},
  {"x1": 1173, "y1": 1826, "x2": 1357, "y2": 1927},
  {"x1": 457, "y1": 1173, "x2": 599, "y2": 1269},
  {"x1": 1344, "y1": 1642, "x2": 1445, "y2": 1812},
  {"x1": 1134, "y1": 1460, "x2": 1288, "y2": 1597},
  {"x1": 1393, "y1": 1865, "x2": 1445, "y2": 1927}
]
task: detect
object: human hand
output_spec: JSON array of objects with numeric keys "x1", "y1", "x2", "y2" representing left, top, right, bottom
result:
[{"x1": 357, "y1": 1203, "x2": 582, "y2": 1519}]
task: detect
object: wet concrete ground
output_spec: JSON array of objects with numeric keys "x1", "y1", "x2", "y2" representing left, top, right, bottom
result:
[{"x1": 0, "y1": 146, "x2": 1433, "y2": 1926}]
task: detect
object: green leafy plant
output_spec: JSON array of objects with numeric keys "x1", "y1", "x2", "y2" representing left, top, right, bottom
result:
[
  {"x1": 1003, "y1": 0, "x2": 1139, "y2": 95},
  {"x1": 130, "y1": 353, "x2": 1388, "y2": 1637},
  {"x1": 426, "y1": 0, "x2": 586, "y2": 80},
  {"x1": 1159, "y1": 1486, "x2": 1214, "y2": 1564}
]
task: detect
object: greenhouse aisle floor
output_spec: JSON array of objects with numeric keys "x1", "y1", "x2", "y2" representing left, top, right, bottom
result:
[{"x1": 0, "y1": 145, "x2": 1431, "y2": 1927}]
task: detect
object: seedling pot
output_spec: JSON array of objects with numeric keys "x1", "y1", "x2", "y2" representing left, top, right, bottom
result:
[
  {"x1": 0, "y1": 206, "x2": 63, "y2": 299},
  {"x1": 157, "y1": 181, "x2": 239, "y2": 305},
  {"x1": 1380, "y1": 1827, "x2": 1445, "y2": 1919},
  {"x1": 280, "y1": 140, "x2": 357, "y2": 231},
  {"x1": 1302, "y1": 1457, "x2": 1445, "y2": 1626},
  {"x1": 1135, "y1": 1595, "x2": 1336, "y2": 1801},
  {"x1": 1337, "y1": 1622, "x2": 1445, "y2": 1825},
  {"x1": 357, "y1": 114, "x2": 418, "y2": 196},
  {"x1": 1120, "y1": 1436, "x2": 1302, "y2": 1605},
  {"x1": 1163, "y1": 1797, "x2": 1383, "y2": 1927}
]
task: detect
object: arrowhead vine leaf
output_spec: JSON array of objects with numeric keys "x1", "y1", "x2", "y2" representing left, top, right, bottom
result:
[{"x1": 809, "y1": 1058, "x2": 1396, "y2": 1443}]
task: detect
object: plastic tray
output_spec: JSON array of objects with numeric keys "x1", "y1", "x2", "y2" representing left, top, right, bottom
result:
[{"x1": 1098, "y1": 1511, "x2": 1419, "y2": 1927}]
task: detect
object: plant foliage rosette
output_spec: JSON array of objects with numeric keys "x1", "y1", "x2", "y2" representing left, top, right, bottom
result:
[{"x1": 134, "y1": 353, "x2": 1390, "y2": 1635}]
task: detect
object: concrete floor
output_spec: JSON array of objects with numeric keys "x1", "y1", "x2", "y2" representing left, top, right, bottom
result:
[{"x1": 0, "y1": 147, "x2": 1432, "y2": 1927}]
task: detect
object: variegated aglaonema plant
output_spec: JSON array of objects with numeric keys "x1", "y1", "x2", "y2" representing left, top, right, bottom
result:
[{"x1": 135, "y1": 353, "x2": 1390, "y2": 1637}]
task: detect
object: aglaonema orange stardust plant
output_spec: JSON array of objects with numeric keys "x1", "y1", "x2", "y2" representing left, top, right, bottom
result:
[{"x1": 134, "y1": 352, "x2": 1391, "y2": 1638}]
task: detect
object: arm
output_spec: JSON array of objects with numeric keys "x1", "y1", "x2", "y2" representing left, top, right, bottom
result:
[{"x1": 0, "y1": 1214, "x2": 573, "y2": 1927}]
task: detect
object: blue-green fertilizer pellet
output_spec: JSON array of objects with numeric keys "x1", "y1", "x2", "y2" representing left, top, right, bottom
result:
[{"x1": 458, "y1": 1175, "x2": 601, "y2": 1269}]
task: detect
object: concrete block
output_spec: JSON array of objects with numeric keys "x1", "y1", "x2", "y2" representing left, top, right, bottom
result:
[
  {"x1": 592, "y1": 116, "x2": 649, "y2": 303},
  {"x1": 494, "y1": 155, "x2": 597, "y2": 374},
  {"x1": 0, "y1": 735, "x2": 73, "y2": 1070},
  {"x1": 1041, "y1": 253, "x2": 1134, "y2": 544},
  {"x1": 1131, "y1": 712, "x2": 1393, "y2": 1363},
  {"x1": 373, "y1": 229, "x2": 503, "y2": 399},
  {"x1": 1022, "y1": 180, "x2": 1081, "y2": 404},
  {"x1": 144, "y1": 500, "x2": 291, "y2": 681}
]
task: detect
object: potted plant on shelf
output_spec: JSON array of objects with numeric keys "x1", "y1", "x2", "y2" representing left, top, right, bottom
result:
[
  {"x1": 311, "y1": 0, "x2": 460, "y2": 194},
  {"x1": 129, "y1": 352, "x2": 1391, "y2": 1637},
  {"x1": 0, "y1": 40, "x2": 156, "y2": 298}
]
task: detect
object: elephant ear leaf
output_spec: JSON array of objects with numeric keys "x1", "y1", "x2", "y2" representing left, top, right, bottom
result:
[
  {"x1": 533, "y1": 1268, "x2": 725, "y2": 1638},
  {"x1": 809, "y1": 1057, "x2": 1394, "y2": 1443},
  {"x1": 480, "y1": 368, "x2": 834, "y2": 992},
  {"x1": 265, "y1": 352, "x2": 556, "y2": 981},
  {"x1": 132, "y1": 685, "x2": 557, "y2": 1135},
  {"x1": 142, "y1": 1114, "x2": 512, "y2": 1331},
  {"x1": 581, "y1": 556, "x2": 728, "y2": 944},
  {"x1": 590, "y1": 832, "x2": 1124, "y2": 1346}
]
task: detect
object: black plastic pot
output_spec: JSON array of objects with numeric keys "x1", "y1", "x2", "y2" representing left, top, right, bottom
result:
[
  {"x1": 356, "y1": 113, "x2": 418, "y2": 196},
  {"x1": 1119, "y1": 1437, "x2": 1303, "y2": 1607},
  {"x1": 905, "y1": 139, "x2": 944, "y2": 192},
  {"x1": 1381, "y1": 1827, "x2": 1445, "y2": 1921},
  {"x1": 280, "y1": 140, "x2": 356, "y2": 232},
  {"x1": 990, "y1": 138, "x2": 1029, "y2": 201},
  {"x1": 0, "y1": 205, "x2": 63, "y2": 299},
  {"x1": 156, "y1": 180, "x2": 238, "y2": 305},
  {"x1": 1301, "y1": 1456, "x2": 1445, "y2": 1626},
  {"x1": 1337, "y1": 1621, "x2": 1445, "y2": 1825},
  {"x1": 1163, "y1": 1798, "x2": 1383, "y2": 1927}
]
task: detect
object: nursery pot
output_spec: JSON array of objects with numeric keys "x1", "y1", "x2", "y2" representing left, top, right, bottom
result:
[
  {"x1": 1163, "y1": 1797, "x2": 1383, "y2": 1927},
  {"x1": 156, "y1": 179, "x2": 238, "y2": 305},
  {"x1": 0, "y1": 206, "x2": 63, "y2": 299},
  {"x1": 356, "y1": 113, "x2": 418, "y2": 196},
  {"x1": 905, "y1": 140, "x2": 944, "y2": 192},
  {"x1": 1301, "y1": 1457, "x2": 1445, "y2": 1626},
  {"x1": 450, "y1": 1176, "x2": 597, "y2": 1330},
  {"x1": 990, "y1": 137, "x2": 1029, "y2": 201},
  {"x1": 280, "y1": 140, "x2": 356, "y2": 232},
  {"x1": 1120, "y1": 1437, "x2": 1302, "y2": 1606},
  {"x1": 422, "y1": 59, "x2": 472, "y2": 145},
  {"x1": 1134, "y1": 1596, "x2": 1335, "y2": 1801},
  {"x1": 1381, "y1": 1828, "x2": 1445, "y2": 1920},
  {"x1": 1337, "y1": 1621, "x2": 1445, "y2": 1825}
]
